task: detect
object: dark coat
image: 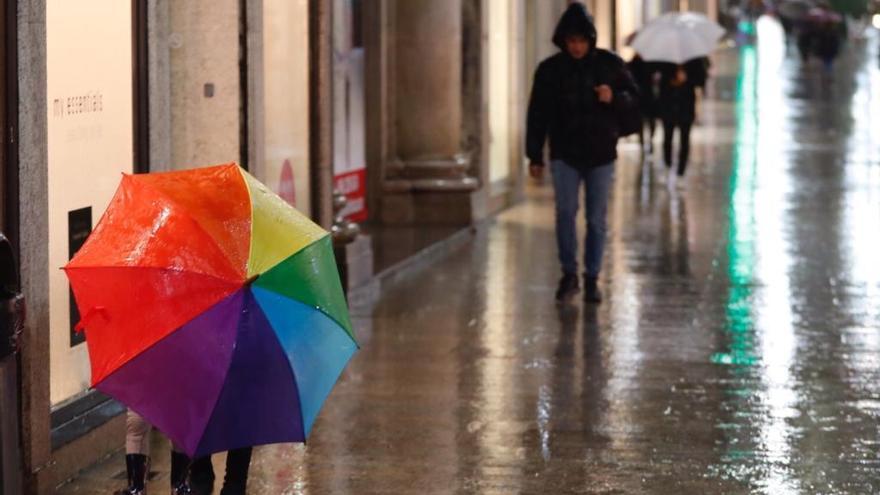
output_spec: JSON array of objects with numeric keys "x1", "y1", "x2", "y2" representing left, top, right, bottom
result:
[
  {"x1": 815, "y1": 28, "x2": 841, "y2": 61},
  {"x1": 526, "y1": 4, "x2": 639, "y2": 168},
  {"x1": 627, "y1": 55, "x2": 660, "y2": 117},
  {"x1": 656, "y1": 58, "x2": 709, "y2": 125}
]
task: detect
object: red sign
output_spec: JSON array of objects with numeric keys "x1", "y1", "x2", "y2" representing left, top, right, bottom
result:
[
  {"x1": 278, "y1": 159, "x2": 296, "y2": 207},
  {"x1": 334, "y1": 169, "x2": 367, "y2": 222}
]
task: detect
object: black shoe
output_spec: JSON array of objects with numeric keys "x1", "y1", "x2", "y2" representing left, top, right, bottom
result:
[
  {"x1": 174, "y1": 482, "x2": 195, "y2": 495},
  {"x1": 171, "y1": 451, "x2": 194, "y2": 494},
  {"x1": 191, "y1": 478, "x2": 213, "y2": 495},
  {"x1": 584, "y1": 276, "x2": 602, "y2": 304},
  {"x1": 189, "y1": 477, "x2": 214, "y2": 495},
  {"x1": 189, "y1": 456, "x2": 215, "y2": 495},
  {"x1": 555, "y1": 273, "x2": 580, "y2": 303},
  {"x1": 114, "y1": 454, "x2": 148, "y2": 495}
]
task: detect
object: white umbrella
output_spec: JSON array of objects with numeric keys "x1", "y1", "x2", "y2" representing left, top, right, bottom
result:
[{"x1": 631, "y1": 12, "x2": 725, "y2": 64}]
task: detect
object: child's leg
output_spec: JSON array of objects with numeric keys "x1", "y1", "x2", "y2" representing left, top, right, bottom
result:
[
  {"x1": 116, "y1": 410, "x2": 150, "y2": 494},
  {"x1": 125, "y1": 410, "x2": 151, "y2": 456}
]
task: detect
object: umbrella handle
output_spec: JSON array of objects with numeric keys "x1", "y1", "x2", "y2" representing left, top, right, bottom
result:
[{"x1": 74, "y1": 306, "x2": 107, "y2": 333}]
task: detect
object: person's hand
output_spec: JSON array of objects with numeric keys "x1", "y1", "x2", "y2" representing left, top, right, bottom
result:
[
  {"x1": 673, "y1": 68, "x2": 688, "y2": 86},
  {"x1": 595, "y1": 84, "x2": 613, "y2": 103},
  {"x1": 529, "y1": 162, "x2": 545, "y2": 181}
]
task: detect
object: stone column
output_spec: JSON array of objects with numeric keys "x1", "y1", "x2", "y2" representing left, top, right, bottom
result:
[
  {"x1": 310, "y1": 0, "x2": 335, "y2": 228},
  {"x1": 385, "y1": 0, "x2": 478, "y2": 196}
]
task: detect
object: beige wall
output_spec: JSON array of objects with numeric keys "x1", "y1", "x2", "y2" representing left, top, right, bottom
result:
[
  {"x1": 525, "y1": 0, "x2": 567, "y2": 91},
  {"x1": 686, "y1": 0, "x2": 720, "y2": 19},
  {"x1": 169, "y1": 0, "x2": 241, "y2": 169},
  {"x1": 46, "y1": 0, "x2": 134, "y2": 406},
  {"x1": 488, "y1": 0, "x2": 512, "y2": 184},
  {"x1": 263, "y1": 0, "x2": 311, "y2": 215},
  {"x1": 592, "y1": 0, "x2": 615, "y2": 49},
  {"x1": 616, "y1": 1, "x2": 644, "y2": 59}
]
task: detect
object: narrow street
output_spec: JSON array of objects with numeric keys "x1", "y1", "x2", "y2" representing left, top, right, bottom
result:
[{"x1": 61, "y1": 22, "x2": 880, "y2": 495}]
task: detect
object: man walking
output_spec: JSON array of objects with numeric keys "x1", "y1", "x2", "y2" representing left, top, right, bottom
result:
[{"x1": 526, "y1": 3, "x2": 637, "y2": 304}]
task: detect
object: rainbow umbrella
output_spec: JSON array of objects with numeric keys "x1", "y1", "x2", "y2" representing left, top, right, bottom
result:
[{"x1": 63, "y1": 163, "x2": 357, "y2": 457}]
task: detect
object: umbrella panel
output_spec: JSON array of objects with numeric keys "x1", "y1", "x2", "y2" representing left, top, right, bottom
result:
[
  {"x1": 194, "y1": 289, "x2": 305, "y2": 457},
  {"x1": 243, "y1": 172, "x2": 326, "y2": 277},
  {"x1": 631, "y1": 28, "x2": 715, "y2": 64},
  {"x1": 132, "y1": 164, "x2": 252, "y2": 278},
  {"x1": 254, "y1": 236, "x2": 355, "y2": 342},
  {"x1": 67, "y1": 175, "x2": 243, "y2": 282},
  {"x1": 97, "y1": 289, "x2": 245, "y2": 455},
  {"x1": 253, "y1": 286, "x2": 358, "y2": 436},
  {"x1": 69, "y1": 267, "x2": 241, "y2": 385}
]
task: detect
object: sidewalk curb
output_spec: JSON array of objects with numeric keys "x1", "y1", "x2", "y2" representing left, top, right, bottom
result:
[{"x1": 347, "y1": 224, "x2": 482, "y2": 310}]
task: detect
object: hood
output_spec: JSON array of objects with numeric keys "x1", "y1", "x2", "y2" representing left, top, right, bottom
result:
[{"x1": 552, "y1": 3, "x2": 598, "y2": 51}]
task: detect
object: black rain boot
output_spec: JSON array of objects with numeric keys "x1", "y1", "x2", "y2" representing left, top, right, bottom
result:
[
  {"x1": 555, "y1": 273, "x2": 580, "y2": 303},
  {"x1": 171, "y1": 451, "x2": 194, "y2": 495},
  {"x1": 189, "y1": 456, "x2": 215, "y2": 495},
  {"x1": 584, "y1": 275, "x2": 602, "y2": 304},
  {"x1": 219, "y1": 448, "x2": 253, "y2": 495},
  {"x1": 115, "y1": 454, "x2": 149, "y2": 495}
]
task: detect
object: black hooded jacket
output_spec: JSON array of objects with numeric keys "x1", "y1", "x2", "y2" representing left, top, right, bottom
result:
[{"x1": 526, "y1": 4, "x2": 638, "y2": 168}]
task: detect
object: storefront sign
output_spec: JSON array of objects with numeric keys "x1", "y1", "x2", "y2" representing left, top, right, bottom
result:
[
  {"x1": 47, "y1": 0, "x2": 134, "y2": 406},
  {"x1": 333, "y1": 0, "x2": 368, "y2": 222},
  {"x1": 334, "y1": 169, "x2": 367, "y2": 222}
]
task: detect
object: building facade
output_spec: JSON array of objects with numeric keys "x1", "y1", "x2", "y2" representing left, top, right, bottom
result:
[{"x1": 0, "y1": 0, "x2": 717, "y2": 492}]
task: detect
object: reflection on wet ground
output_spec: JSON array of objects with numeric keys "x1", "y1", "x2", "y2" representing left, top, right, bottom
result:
[{"x1": 61, "y1": 19, "x2": 880, "y2": 495}]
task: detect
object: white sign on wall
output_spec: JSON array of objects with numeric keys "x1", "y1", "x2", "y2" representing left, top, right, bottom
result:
[
  {"x1": 332, "y1": 0, "x2": 368, "y2": 221},
  {"x1": 47, "y1": 0, "x2": 134, "y2": 406}
]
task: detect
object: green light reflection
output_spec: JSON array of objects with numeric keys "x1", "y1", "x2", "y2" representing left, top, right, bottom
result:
[{"x1": 711, "y1": 45, "x2": 759, "y2": 367}]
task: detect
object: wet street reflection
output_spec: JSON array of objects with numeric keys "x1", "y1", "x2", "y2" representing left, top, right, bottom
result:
[{"x1": 60, "y1": 18, "x2": 880, "y2": 495}]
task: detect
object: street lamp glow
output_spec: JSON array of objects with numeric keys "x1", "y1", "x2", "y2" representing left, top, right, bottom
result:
[{"x1": 873, "y1": 14, "x2": 880, "y2": 30}]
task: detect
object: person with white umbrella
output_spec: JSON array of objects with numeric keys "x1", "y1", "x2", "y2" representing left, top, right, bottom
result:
[{"x1": 630, "y1": 12, "x2": 723, "y2": 187}]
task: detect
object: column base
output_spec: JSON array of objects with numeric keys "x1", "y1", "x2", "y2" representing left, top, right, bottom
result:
[
  {"x1": 386, "y1": 155, "x2": 479, "y2": 192},
  {"x1": 379, "y1": 189, "x2": 487, "y2": 226},
  {"x1": 380, "y1": 154, "x2": 484, "y2": 225}
]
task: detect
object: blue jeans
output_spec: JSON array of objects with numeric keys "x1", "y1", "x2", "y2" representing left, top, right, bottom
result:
[{"x1": 551, "y1": 160, "x2": 614, "y2": 277}]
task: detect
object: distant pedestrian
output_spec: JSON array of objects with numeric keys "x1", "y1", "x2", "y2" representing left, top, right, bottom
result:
[
  {"x1": 526, "y1": 3, "x2": 638, "y2": 304},
  {"x1": 797, "y1": 25, "x2": 815, "y2": 62},
  {"x1": 815, "y1": 22, "x2": 842, "y2": 71},
  {"x1": 657, "y1": 57, "x2": 709, "y2": 186},
  {"x1": 628, "y1": 54, "x2": 660, "y2": 156}
]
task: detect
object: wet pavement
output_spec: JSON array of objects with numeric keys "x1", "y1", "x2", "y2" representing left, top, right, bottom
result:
[{"x1": 60, "y1": 20, "x2": 880, "y2": 495}]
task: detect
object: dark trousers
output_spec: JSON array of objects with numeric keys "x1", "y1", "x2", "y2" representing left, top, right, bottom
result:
[
  {"x1": 190, "y1": 447, "x2": 253, "y2": 494},
  {"x1": 662, "y1": 119, "x2": 693, "y2": 176}
]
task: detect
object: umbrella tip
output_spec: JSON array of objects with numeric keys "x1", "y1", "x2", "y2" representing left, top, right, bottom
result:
[{"x1": 246, "y1": 274, "x2": 260, "y2": 285}]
